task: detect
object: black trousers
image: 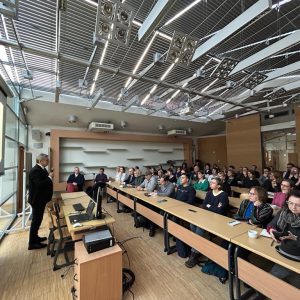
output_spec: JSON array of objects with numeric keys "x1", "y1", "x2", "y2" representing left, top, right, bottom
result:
[{"x1": 29, "y1": 202, "x2": 47, "y2": 244}]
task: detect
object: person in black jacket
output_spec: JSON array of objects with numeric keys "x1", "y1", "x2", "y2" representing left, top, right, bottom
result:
[
  {"x1": 28, "y1": 153, "x2": 53, "y2": 250},
  {"x1": 67, "y1": 167, "x2": 85, "y2": 191},
  {"x1": 185, "y1": 178, "x2": 229, "y2": 268}
]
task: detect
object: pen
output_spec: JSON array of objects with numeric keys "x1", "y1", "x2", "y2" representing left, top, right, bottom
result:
[{"x1": 271, "y1": 240, "x2": 275, "y2": 247}]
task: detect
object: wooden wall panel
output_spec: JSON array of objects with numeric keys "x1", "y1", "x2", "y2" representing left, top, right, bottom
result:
[
  {"x1": 295, "y1": 105, "x2": 300, "y2": 166},
  {"x1": 226, "y1": 114, "x2": 262, "y2": 171},
  {"x1": 197, "y1": 136, "x2": 227, "y2": 168},
  {"x1": 50, "y1": 129, "x2": 193, "y2": 191}
]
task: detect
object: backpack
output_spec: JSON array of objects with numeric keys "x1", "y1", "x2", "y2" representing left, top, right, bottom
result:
[{"x1": 201, "y1": 261, "x2": 228, "y2": 280}]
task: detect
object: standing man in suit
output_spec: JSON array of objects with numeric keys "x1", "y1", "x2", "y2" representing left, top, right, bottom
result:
[{"x1": 28, "y1": 153, "x2": 53, "y2": 250}]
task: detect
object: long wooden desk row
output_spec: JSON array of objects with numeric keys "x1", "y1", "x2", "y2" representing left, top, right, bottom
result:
[{"x1": 107, "y1": 182, "x2": 300, "y2": 300}]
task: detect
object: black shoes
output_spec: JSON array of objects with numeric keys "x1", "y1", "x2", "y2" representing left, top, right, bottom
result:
[
  {"x1": 37, "y1": 236, "x2": 47, "y2": 242},
  {"x1": 149, "y1": 227, "x2": 156, "y2": 237},
  {"x1": 28, "y1": 243, "x2": 47, "y2": 250},
  {"x1": 185, "y1": 252, "x2": 199, "y2": 268}
]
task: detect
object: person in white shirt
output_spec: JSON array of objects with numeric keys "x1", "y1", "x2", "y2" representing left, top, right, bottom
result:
[{"x1": 115, "y1": 166, "x2": 127, "y2": 182}]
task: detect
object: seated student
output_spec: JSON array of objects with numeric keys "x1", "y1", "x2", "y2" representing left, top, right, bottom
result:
[
  {"x1": 258, "y1": 167, "x2": 270, "y2": 185},
  {"x1": 124, "y1": 168, "x2": 135, "y2": 185},
  {"x1": 167, "y1": 168, "x2": 177, "y2": 184},
  {"x1": 128, "y1": 169, "x2": 144, "y2": 187},
  {"x1": 193, "y1": 171, "x2": 209, "y2": 192},
  {"x1": 227, "y1": 170, "x2": 238, "y2": 187},
  {"x1": 137, "y1": 170, "x2": 158, "y2": 237},
  {"x1": 207, "y1": 167, "x2": 218, "y2": 182},
  {"x1": 234, "y1": 186, "x2": 273, "y2": 228},
  {"x1": 288, "y1": 166, "x2": 299, "y2": 185},
  {"x1": 251, "y1": 164, "x2": 260, "y2": 179},
  {"x1": 218, "y1": 171, "x2": 231, "y2": 196},
  {"x1": 185, "y1": 177, "x2": 229, "y2": 268},
  {"x1": 267, "y1": 190, "x2": 300, "y2": 288},
  {"x1": 176, "y1": 174, "x2": 196, "y2": 204},
  {"x1": 115, "y1": 166, "x2": 127, "y2": 182},
  {"x1": 151, "y1": 175, "x2": 175, "y2": 198},
  {"x1": 204, "y1": 163, "x2": 212, "y2": 176},
  {"x1": 190, "y1": 165, "x2": 200, "y2": 182},
  {"x1": 67, "y1": 167, "x2": 85, "y2": 192},
  {"x1": 175, "y1": 167, "x2": 182, "y2": 180},
  {"x1": 262, "y1": 171, "x2": 281, "y2": 192},
  {"x1": 271, "y1": 179, "x2": 293, "y2": 208},
  {"x1": 242, "y1": 170, "x2": 260, "y2": 188},
  {"x1": 137, "y1": 170, "x2": 158, "y2": 193},
  {"x1": 94, "y1": 168, "x2": 108, "y2": 188}
]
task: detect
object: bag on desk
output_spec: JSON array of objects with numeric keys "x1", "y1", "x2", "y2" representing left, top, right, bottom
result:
[{"x1": 66, "y1": 183, "x2": 78, "y2": 193}]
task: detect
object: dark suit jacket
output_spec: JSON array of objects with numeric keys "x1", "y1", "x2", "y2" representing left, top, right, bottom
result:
[
  {"x1": 67, "y1": 173, "x2": 85, "y2": 191},
  {"x1": 28, "y1": 165, "x2": 53, "y2": 207}
]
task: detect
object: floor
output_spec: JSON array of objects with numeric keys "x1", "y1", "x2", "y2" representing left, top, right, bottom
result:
[{"x1": 0, "y1": 198, "x2": 231, "y2": 300}]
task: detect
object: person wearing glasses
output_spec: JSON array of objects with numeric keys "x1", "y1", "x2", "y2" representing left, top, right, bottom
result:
[
  {"x1": 271, "y1": 179, "x2": 293, "y2": 209},
  {"x1": 267, "y1": 190, "x2": 300, "y2": 288},
  {"x1": 234, "y1": 186, "x2": 273, "y2": 228}
]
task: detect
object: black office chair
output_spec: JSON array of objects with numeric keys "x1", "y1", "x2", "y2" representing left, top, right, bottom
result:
[{"x1": 52, "y1": 203, "x2": 74, "y2": 271}]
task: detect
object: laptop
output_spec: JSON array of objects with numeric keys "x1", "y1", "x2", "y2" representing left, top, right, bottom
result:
[{"x1": 69, "y1": 200, "x2": 95, "y2": 224}]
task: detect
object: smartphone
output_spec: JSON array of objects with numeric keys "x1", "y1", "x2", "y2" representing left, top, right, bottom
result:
[
  {"x1": 228, "y1": 220, "x2": 241, "y2": 226},
  {"x1": 144, "y1": 193, "x2": 150, "y2": 197},
  {"x1": 157, "y1": 199, "x2": 167, "y2": 203},
  {"x1": 188, "y1": 209, "x2": 197, "y2": 213}
]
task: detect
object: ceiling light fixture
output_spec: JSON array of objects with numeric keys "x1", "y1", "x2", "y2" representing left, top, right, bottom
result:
[
  {"x1": 264, "y1": 88, "x2": 286, "y2": 101},
  {"x1": 166, "y1": 31, "x2": 198, "y2": 67},
  {"x1": 94, "y1": 0, "x2": 134, "y2": 47},
  {"x1": 211, "y1": 57, "x2": 239, "y2": 79},
  {"x1": 240, "y1": 71, "x2": 267, "y2": 89}
]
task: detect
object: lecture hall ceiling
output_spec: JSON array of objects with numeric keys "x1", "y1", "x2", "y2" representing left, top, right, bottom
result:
[{"x1": 0, "y1": 0, "x2": 299, "y2": 127}]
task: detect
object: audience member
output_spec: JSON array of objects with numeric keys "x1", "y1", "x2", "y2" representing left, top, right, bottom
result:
[
  {"x1": 193, "y1": 171, "x2": 209, "y2": 192},
  {"x1": 124, "y1": 168, "x2": 135, "y2": 185},
  {"x1": 175, "y1": 174, "x2": 195, "y2": 204},
  {"x1": 283, "y1": 163, "x2": 294, "y2": 179},
  {"x1": 258, "y1": 167, "x2": 270, "y2": 185},
  {"x1": 67, "y1": 166, "x2": 85, "y2": 191},
  {"x1": 242, "y1": 170, "x2": 260, "y2": 188},
  {"x1": 234, "y1": 186, "x2": 273, "y2": 228},
  {"x1": 262, "y1": 171, "x2": 281, "y2": 192},
  {"x1": 152, "y1": 175, "x2": 175, "y2": 198},
  {"x1": 271, "y1": 179, "x2": 293, "y2": 208}
]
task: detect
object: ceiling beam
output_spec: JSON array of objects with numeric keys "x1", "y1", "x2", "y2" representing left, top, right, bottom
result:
[
  {"x1": 192, "y1": 0, "x2": 272, "y2": 61},
  {"x1": 230, "y1": 30, "x2": 300, "y2": 75},
  {"x1": 138, "y1": 0, "x2": 175, "y2": 41},
  {"x1": 0, "y1": 37, "x2": 259, "y2": 110}
]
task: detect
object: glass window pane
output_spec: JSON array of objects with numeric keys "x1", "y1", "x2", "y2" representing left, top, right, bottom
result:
[
  {"x1": 0, "y1": 168, "x2": 17, "y2": 205},
  {"x1": 0, "y1": 194, "x2": 16, "y2": 238},
  {"x1": 5, "y1": 106, "x2": 18, "y2": 140},
  {"x1": 19, "y1": 121, "x2": 27, "y2": 145},
  {"x1": 4, "y1": 138, "x2": 18, "y2": 168}
]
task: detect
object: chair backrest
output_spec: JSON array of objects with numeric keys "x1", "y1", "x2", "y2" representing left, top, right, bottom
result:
[{"x1": 240, "y1": 193, "x2": 249, "y2": 201}]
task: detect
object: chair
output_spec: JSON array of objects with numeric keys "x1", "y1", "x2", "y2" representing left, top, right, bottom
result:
[
  {"x1": 240, "y1": 193, "x2": 249, "y2": 201},
  {"x1": 52, "y1": 203, "x2": 74, "y2": 271}
]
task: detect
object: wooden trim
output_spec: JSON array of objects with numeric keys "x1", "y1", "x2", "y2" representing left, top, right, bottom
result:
[
  {"x1": 50, "y1": 129, "x2": 193, "y2": 191},
  {"x1": 237, "y1": 258, "x2": 300, "y2": 299},
  {"x1": 168, "y1": 220, "x2": 228, "y2": 269},
  {"x1": 118, "y1": 193, "x2": 134, "y2": 209},
  {"x1": 106, "y1": 187, "x2": 117, "y2": 199},
  {"x1": 136, "y1": 202, "x2": 164, "y2": 227}
]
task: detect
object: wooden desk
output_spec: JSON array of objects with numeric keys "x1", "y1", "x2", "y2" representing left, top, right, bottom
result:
[
  {"x1": 228, "y1": 196, "x2": 242, "y2": 209},
  {"x1": 232, "y1": 229, "x2": 300, "y2": 299},
  {"x1": 60, "y1": 192, "x2": 115, "y2": 241},
  {"x1": 164, "y1": 204, "x2": 253, "y2": 242},
  {"x1": 73, "y1": 242, "x2": 122, "y2": 300},
  {"x1": 61, "y1": 191, "x2": 87, "y2": 200},
  {"x1": 196, "y1": 190, "x2": 207, "y2": 200},
  {"x1": 231, "y1": 186, "x2": 249, "y2": 195}
]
